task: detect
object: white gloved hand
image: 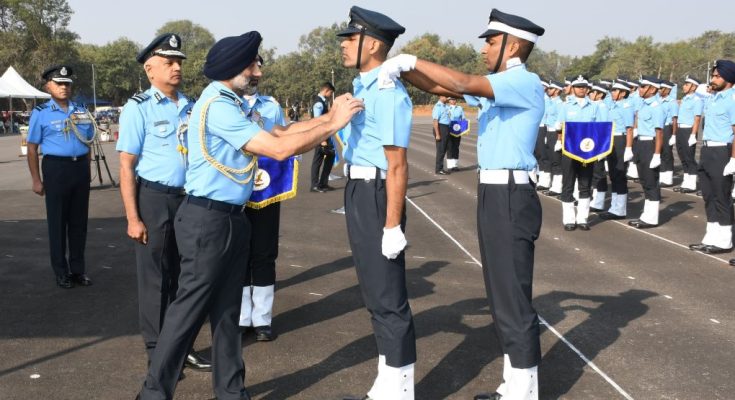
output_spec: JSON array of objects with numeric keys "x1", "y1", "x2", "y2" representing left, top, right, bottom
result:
[
  {"x1": 723, "y1": 158, "x2": 735, "y2": 176},
  {"x1": 668, "y1": 135, "x2": 676, "y2": 146},
  {"x1": 554, "y1": 140, "x2": 562, "y2": 152},
  {"x1": 377, "y1": 54, "x2": 418, "y2": 90},
  {"x1": 623, "y1": 147, "x2": 634, "y2": 162},
  {"x1": 633, "y1": 128, "x2": 639, "y2": 138},
  {"x1": 382, "y1": 225, "x2": 407, "y2": 259},
  {"x1": 688, "y1": 134, "x2": 697, "y2": 146},
  {"x1": 649, "y1": 153, "x2": 661, "y2": 169}
]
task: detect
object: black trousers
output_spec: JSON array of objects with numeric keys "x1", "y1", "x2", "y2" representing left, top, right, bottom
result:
[
  {"x1": 560, "y1": 156, "x2": 594, "y2": 203},
  {"x1": 607, "y1": 136, "x2": 629, "y2": 194},
  {"x1": 344, "y1": 177, "x2": 416, "y2": 368},
  {"x1": 435, "y1": 123, "x2": 450, "y2": 172},
  {"x1": 661, "y1": 124, "x2": 675, "y2": 173},
  {"x1": 676, "y1": 127, "x2": 699, "y2": 175},
  {"x1": 591, "y1": 159, "x2": 607, "y2": 193},
  {"x1": 699, "y1": 146, "x2": 734, "y2": 225},
  {"x1": 546, "y1": 130, "x2": 562, "y2": 175},
  {"x1": 140, "y1": 199, "x2": 250, "y2": 400},
  {"x1": 477, "y1": 178, "x2": 542, "y2": 369},
  {"x1": 633, "y1": 139, "x2": 661, "y2": 201},
  {"x1": 535, "y1": 126, "x2": 549, "y2": 172},
  {"x1": 135, "y1": 184, "x2": 184, "y2": 360},
  {"x1": 41, "y1": 156, "x2": 90, "y2": 278},
  {"x1": 311, "y1": 144, "x2": 335, "y2": 188},
  {"x1": 243, "y1": 202, "x2": 280, "y2": 286},
  {"x1": 447, "y1": 134, "x2": 462, "y2": 160}
]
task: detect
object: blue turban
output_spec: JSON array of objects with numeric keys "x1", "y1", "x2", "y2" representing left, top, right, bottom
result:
[
  {"x1": 714, "y1": 59, "x2": 735, "y2": 84},
  {"x1": 203, "y1": 31, "x2": 262, "y2": 81}
]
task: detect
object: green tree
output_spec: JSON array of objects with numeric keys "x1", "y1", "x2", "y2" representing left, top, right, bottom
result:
[{"x1": 154, "y1": 20, "x2": 215, "y2": 97}]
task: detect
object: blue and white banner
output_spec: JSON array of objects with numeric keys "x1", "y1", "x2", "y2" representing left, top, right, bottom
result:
[
  {"x1": 449, "y1": 120, "x2": 470, "y2": 137},
  {"x1": 246, "y1": 156, "x2": 299, "y2": 209}
]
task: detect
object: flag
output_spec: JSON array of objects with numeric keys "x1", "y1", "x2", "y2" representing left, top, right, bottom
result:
[
  {"x1": 562, "y1": 121, "x2": 614, "y2": 164},
  {"x1": 246, "y1": 156, "x2": 298, "y2": 209},
  {"x1": 449, "y1": 120, "x2": 470, "y2": 137},
  {"x1": 333, "y1": 128, "x2": 349, "y2": 167}
]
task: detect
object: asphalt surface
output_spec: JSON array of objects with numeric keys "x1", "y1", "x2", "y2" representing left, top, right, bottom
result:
[{"x1": 0, "y1": 116, "x2": 733, "y2": 399}]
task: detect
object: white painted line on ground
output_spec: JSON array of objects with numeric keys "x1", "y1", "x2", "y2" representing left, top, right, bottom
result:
[
  {"x1": 406, "y1": 196, "x2": 635, "y2": 400},
  {"x1": 290, "y1": 264, "x2": 304, "y2": 268},
  {"x1": 627, "y1": 276, "x2": 636, "y2": 280},
  {"x1": 308, "y1": 292, "x2": 323, "y2": 297},
  {"x1": 465, "y1": 261, "x2": 480, "y2": 265},
  {"x1": 664, "y1": 295, "x2": 673, "y2": 299},
  {"x1": 599, "y1": 261, "x2": 606, "y2": 264},
  {"x1": 30, "y1": 374, "x2": 40, "y2": 379},
  {"x1": 710, "y1": 318, "x2": 721, "y2": 324},
  {"x1": 412, "y1": 256, "x2": 426, "y2": 259}
]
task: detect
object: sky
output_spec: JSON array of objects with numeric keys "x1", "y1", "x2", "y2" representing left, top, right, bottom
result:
[{"x1": 67, "y1": 0, "x2": 735, "y2": 57}]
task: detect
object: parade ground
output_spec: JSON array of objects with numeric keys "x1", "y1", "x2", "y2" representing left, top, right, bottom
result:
[{"x1": 1, "y1": 116, "x2": 733, "y2": 399}]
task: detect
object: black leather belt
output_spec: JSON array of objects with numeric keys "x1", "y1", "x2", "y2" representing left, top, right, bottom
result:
[
  {"x1": 138, "y1": 177, "x2": 185, "y2": 195},
  {"x1": 186, "y1": 195, "x2": 244, "y2": 214},
  {"x1": 44, "y1": 154, "x2": 87, "y2": 162}
]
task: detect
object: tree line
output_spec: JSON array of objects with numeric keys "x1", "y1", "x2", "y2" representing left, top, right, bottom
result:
[{"x1": 1, "y1": 0, "x2": 734, "y2": 111}]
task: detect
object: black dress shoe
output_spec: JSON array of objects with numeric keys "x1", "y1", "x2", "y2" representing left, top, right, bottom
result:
[
  {"x1": 660, "y1": 182, "x2": 673, "y2": 188},
  {"x1": 679, "y1": 188, "x2": 697, "y2": 194},
  {"x1": 729, "y1": 259, "x2": 735, "y2": 266},
  {"x1": 320, "y1": 185, "x2": 336, "y2": 191},
  {"x1": 310, "y1": 186, "x2": 326, "y2": 193},
  {"x1": 254, "y1": 325, "x2": 275, "y2": 342},
  {"x1": 696, "y1": 190, "x2": 703, "y2": 196},
  {"x1": 543, "y1": 190, "x2": 560, "y2": 197},
  {"x1": 599, "y1": 212, "x2": 626, "y2": 220},
  {"x1": 185, "y1": 352, "x2": 212, "y2": 372},
  {"x1": 628, "y1": 219, "x2": 658, "y2": 229},
  {"x1": 70, "y1": 273, "x2": 92, "y2": 286},
  {"x1": 589, "y1": 207, "x2": 604, "y2": 213},
  {"x1": 564, "y1": 224, "x2": 577, "y2": 231},
  {"x1": 474, "y1": 393, "x2": 503, "y2": 400},
  {"x1": 689, "y1": 243, "x2": 707, "y2": 251},
  {"x1": 56, "y1": 275, "x2": 73, "y2": 289},
  {"x1": 451, "y1": 167, "x2": 460, "y2": 172},
  {"x1": 672, "y1": 186, "x2": 682, "y2": 192},
  {"x1": 700, "y1": 245, "x2": 732, "y2": 255},
  {"x1": 578, "y1": 223, "x2": 591, "y2": 231}
]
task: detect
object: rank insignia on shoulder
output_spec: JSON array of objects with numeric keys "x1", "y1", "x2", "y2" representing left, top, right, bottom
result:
[{"x1": 130, "y1": 93, "x2": 151, "y2": 104}]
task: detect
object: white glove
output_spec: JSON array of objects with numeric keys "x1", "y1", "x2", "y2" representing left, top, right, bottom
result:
[
  {"x1": 688, "y1": 134, "x2": 697, "y2": 146},
  {"x1": 382, "y1": 225, "x2": 407, "y2": 259},
  {"x1": 554, "y1": 140, "x2": 562, "y2": 152},
  {"x1": 723, "y1": 158, "x2": 735, "y2": 176},
  {"x1": 633, "y1": 128, "x2": 639, "y2": 138},
  {"x1": 623, "y1": 147, "x2": 634, "y2": 162},
  {"x1": 649, "y1": 153, "x2": 661, "y2": 169},
  {"x1": 668, "y1": 135, "x2": 676, "y2": 146},
  {"x1": 377, "y1": 54, "x2": 417, "y2": 90}
]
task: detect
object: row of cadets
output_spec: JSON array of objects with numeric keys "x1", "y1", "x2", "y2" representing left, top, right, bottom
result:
[
  {"x1": 556, "y1": 75, "x2": 603, "y2": 231},
  {"x1": 689, "y1": 60, "x2": 735, "y2": 256},
  {"x1": 598, "y1": 78, "x2": 636, "y2": 220},
  {"x1": 538, "y1": 79, "x2": 564, "y2": 190},
  {"x1": 659, "y1": 79, "x2": 680, "y2": 187},
  {"x1": 627, "y1": 75, "x2": 666, "y2": 229},
  {"x1": 673, "y1": 75, "x2": 704, "y2": 193}
]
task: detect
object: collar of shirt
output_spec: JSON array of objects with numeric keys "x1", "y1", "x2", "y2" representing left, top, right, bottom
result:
[
  {"x1": 574, "y1": 96, "x2": 589, "y2": 107},
  {"x1": 643, "y1": 96, "x2": 658, "y2": 105},
  {"x1": 354, "y1": 66, "x2": 380, "y2": 91},
  {"x1": 48, "y1": 98, "x2": 79, "y2": 115},
  {"x1": 148, "y1": 86, "x2": 180, "y2": 104},
  {"x1": 211, "y1": 81, "x2": 245, "y2": 106},
  {"x1": 505, "y1": 57, "x2": 522, "y2": 70}
]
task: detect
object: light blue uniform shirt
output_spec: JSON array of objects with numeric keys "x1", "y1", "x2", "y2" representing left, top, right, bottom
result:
[
  {"x1": 609, "y1": 99, "x2": 635, "y2": 134},
  {"x1": 312, "y1": 95, "x2": 327, "y2": 117},
  {"x1": 449, "y1": 104, "x2": 465, "y2": 120},
  {"x1": 603, "y1": 95, "x2": 614, "y2": 110},
  {"x1": 628, "y1": 92, "x2": 644, "y2": 112},
  {"x1": 542, "y1": 94, "x2": 550, "y2": 126},
  {"x1": 556, "y1": 97, "x2": 601, "y2": 126},
  {"x1": 661, "y1": 95, "x2": 679, "y2": 125},
  {"x1": 702, "y1": 88, "x2": 735, "y2": 143},
  {"x1": 678, "y1": 93, "x2": 704, "y2": 127},
  {"x1": 637, "y1": 96, "x2": 666, "y2": 137},
  {"x1": 464, "y1": 64, "x2": 544, "y2": 171},
  {"x1": 27, "y1": 99, "x2": 94, "y2": 157},
  {"x1": 185, "y1": 81, "x2": 262, "y2": 205},
  {"x1": 432, "y1": 100, "x2": 450, "y2": 125},
  {"x1": 593, "y1": 100, "x2": 611, "y2": 122},
  {"x1": 116, "y1": 87, "x2": 191, "y2": 187},
  {"x1": 544, "y1": 96, "x2": 563, "y2": 129},
  {"x1": 343, "y1": 66, "x2": 412, "y2": 171}
]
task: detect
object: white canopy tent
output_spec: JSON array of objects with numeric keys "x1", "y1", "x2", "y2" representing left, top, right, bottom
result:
[{"x1": 0, "y1": 66, "x2": 50, "y2": 133}]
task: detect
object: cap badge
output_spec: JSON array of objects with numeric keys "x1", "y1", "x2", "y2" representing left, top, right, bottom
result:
[
  {"x1": 169, "y1": 35, "x2": 178, "y2": 48},
  {"x1": 60, "y1": 67, "x2": 67, "y2": 76}
]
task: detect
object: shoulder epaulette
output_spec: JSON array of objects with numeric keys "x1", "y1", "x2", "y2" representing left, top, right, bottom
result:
[
  {"x1": 219, "y1": 89, "x2": 242, "y2": 106},
  {"x1": 129, "y1": 93, "x2": 151, "y2": 104},
  {"x1": 34, "y1": 103, "x2": 49, "y2": 111},
  {"x1": 182, "y1": 102, "x2": 194, "y2": 115}
]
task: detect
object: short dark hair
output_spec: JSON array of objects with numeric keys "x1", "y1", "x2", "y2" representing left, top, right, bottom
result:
[
  {"x1": 321, "y1": 82, "x2": 335, "y2": 92},
  {"x1": 515, "y1": 39, "x2": 534, "y2": 62}
]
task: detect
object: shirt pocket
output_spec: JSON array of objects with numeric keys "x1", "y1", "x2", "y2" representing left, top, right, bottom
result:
[{"x1": 147, "y1": 121, "x2": 175, "y2": 147}]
